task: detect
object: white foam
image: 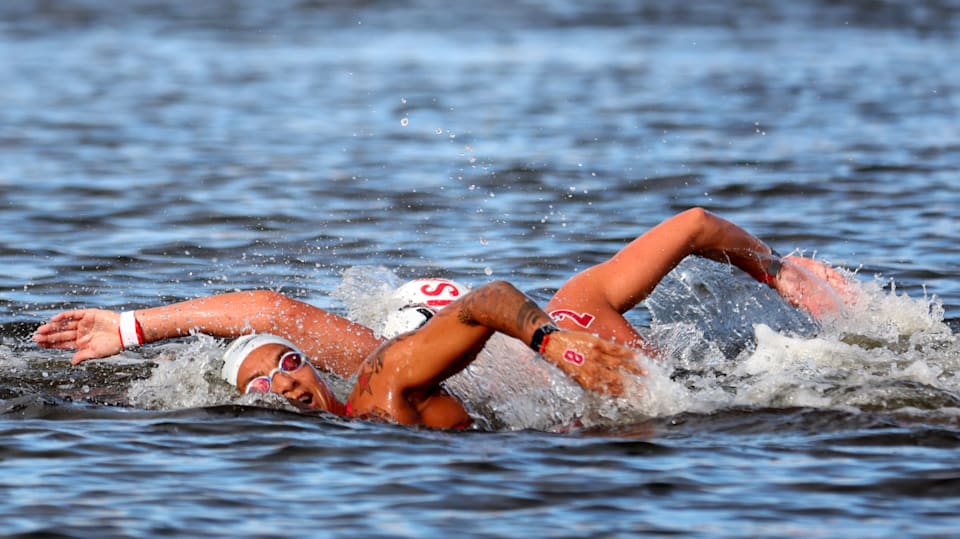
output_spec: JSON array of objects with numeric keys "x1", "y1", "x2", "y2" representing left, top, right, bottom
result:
[
  {"x1": 122, "y1": 264, "x2": 957, "y2": 430},
  {"x1": 126, "y1": 334, "x2": 235, "y2": 410},
  {"x1": 126, "y1": 334, "x2": 311, "y2": 413},
  {"x1": 330, "y1": 265, "x2": 402, "y2": 334}
]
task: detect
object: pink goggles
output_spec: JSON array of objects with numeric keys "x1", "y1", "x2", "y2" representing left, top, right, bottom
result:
[{"x1": 244, "y1": 351, "x2": 308, "y2": 394}]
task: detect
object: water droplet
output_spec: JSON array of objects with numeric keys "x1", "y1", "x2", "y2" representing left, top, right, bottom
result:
[{"x1": 400, "y1": 118, "x2": 409, "y2": 127}]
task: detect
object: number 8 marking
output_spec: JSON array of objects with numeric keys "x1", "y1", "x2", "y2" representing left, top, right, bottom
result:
[{"x1": 563, "y1": 349, "x2": 584, "y2": 365}]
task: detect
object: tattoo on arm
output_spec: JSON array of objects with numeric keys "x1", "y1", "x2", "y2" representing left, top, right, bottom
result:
[
  {"x1": 456, "y1": 281, "x2": 547, "y2": 333},
  {"x1": 457, "y1": 305, "x2": 473, "y2": 326},
  {"x1": 457, "y1": 285, "x2": 497, "y2": 326},
  {"x1": 515, "y1": 299, "x2": 545, "y2": 333},
  {"x1": 355, "y1": 366, "x2": 373, "y2": 397},
  {"x1": 356, "y1": 348, "x2": 387, "y2": 397}
]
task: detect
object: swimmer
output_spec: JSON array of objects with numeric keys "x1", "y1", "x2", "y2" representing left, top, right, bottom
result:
[
  {"x1": 216, "y1": 281, "x2": 641, "y2": 428},
  {"x1": 34, "y1": 208, "x2": 854, "y2": 377},
  {"x1": 544, "y1": 207, "x2": 855, "y2": 355}
]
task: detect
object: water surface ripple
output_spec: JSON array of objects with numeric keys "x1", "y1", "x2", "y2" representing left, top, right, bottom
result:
[{"x1": 2, "y1": 1, "x2": 959, "y2": 537}]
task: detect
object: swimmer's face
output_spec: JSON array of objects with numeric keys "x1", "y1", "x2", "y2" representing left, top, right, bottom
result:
[{"x1": 236, "y1": 343, "x2": 338, "y2": 411}]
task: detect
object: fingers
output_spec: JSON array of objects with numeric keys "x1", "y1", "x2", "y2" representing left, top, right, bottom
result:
[
  {"x1": 772, "y1": 258, "x2": 852, "y2": 319},
  {"x1": 598, "y1": 339, "x2": 647, "y2": 377},
  {"x1": 585, "y1": 336, "x2": 645, "y2": 376},
  {"x1": 618, "y1": 354, "x2": 647, "y2": 378},
  {"x1": 546, "y1": 332, "x2": 646, "y2": 396},
  {"x1": 596, "y1": 372, "x2": 624, "y2": 397},
  {"x1": 34, "y1": 311, "x2": 81, "y2": 337},
  {"x1": 566, "y1": 356, "x2": 622, "y2": 395},
  {"x1": 784, "y1": 256, "x2": 857, "y2": 303},
  {"x1": 34, "y1": 322, "x2": 81, "y2": 349},
  {"x1": 33, "y1": 327, "x2": 79, "y2": 349},
  {"x1": 33, "y1": 310, "x2": 96, "y2": 351},
  {"x1": 46, "y1": 310, "x2": 86, "y2": 326},
  {"x1": 34, "y1": 309, "x2": 124, "y2": 366},
  {"x1": 590, "y1": 351, "x2": 643, "y2": 396}
]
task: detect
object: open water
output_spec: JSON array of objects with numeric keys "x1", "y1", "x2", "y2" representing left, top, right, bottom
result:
[{"x1": 1, "y1": 1, "x2": 959, "y2": 537}]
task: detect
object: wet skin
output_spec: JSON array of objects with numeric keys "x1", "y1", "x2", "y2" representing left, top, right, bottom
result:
[{"x1": 236, "y1": 343, "x2": 345, "y2": 414}]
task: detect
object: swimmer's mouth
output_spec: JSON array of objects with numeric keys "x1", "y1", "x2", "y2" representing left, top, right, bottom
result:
[{"x1": 297, "y1": 394, "x2": 314, "y2": 406}]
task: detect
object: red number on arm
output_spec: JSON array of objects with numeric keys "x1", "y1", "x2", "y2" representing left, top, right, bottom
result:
[{"x1": 563, "y1": 349, "x2": 585, "y2": 365}]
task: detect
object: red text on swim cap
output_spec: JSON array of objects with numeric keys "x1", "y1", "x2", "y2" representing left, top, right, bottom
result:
[{"x1": 420, "y1": 281, "x2": 461, "y2": 308}]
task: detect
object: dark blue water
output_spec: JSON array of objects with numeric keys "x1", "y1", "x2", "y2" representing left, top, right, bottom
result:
[{"x1": 2, "y1": 1, "x2": 959, "y2": 537}]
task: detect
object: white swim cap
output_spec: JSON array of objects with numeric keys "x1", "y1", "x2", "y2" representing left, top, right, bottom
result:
[
  {"x1": 381, "y1": 305, "x2": 437, "y2": 339},
  {"x1": 390, "y1": 278, "x2": 466, "y2": 308},
  {"x1": 380, "y1": 278, "x2": 467, "y2": 338},
  {"x1": 221, "y1": 333, "x2": 300, "y2": 387}
]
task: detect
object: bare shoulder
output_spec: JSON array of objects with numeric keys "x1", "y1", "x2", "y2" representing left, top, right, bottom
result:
[{"x1": 346, "y1": 338, "x2": 415, "y2": 423}]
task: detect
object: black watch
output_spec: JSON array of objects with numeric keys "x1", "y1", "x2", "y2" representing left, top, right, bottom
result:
[{"x1": 529, "y1": 323, "x2": 560, "y2": 353}]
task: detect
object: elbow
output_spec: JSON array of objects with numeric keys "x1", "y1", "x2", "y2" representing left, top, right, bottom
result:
[
  {"x1": 458, "y1": 280, "x2": 525, "y2": 325},
  {"x1": 681, "y1": 207, "x2": 711, "y2": 228},
  {"x1": 678, "y1": 207, "x2": 716, "y2": 250},
  {"x1": 474, "y1": 280, "x2": 521, "y2": 300},
  {"x1": 485, "y1": 280, "x2": 519, "y2": 293}
]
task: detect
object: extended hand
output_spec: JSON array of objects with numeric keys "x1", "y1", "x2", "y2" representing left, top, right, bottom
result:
[
  {"x1": 541, "y1": 330, "x2": 646, "y2": 396},
  {"x1": 774, "y1": 256, "x2": 857, "y2": 318},
  {"x1": 33, "y1": 309, "x2": 123, "y2": 365}
]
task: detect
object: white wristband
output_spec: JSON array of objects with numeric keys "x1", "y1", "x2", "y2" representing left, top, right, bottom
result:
[{"x1": 119, "y1": 311, "x2": 143, "y2": 348}]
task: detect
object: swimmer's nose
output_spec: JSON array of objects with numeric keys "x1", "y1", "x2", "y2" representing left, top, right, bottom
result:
[{"x1": 269, "y1": 372, "x2": 299, "y2": 396}]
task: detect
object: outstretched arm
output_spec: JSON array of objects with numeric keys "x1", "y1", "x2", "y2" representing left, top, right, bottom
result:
[
  {"x1": 347, "y1": 280, "x2": 644, "y2": 427},
  {"x1": 33, "y1": 290, "x2": 382, "y2": 377},
  {"x1": 547, "y1": 207, "x2": 855, "y2": 346}
]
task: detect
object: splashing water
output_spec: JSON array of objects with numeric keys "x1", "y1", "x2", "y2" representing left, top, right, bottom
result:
[
  {"x1": 330, "y1": 265, "x2": 404, "y2": 336},
  {"x1": 41, "y1": 260, "x2": 948, "y2": 431},
  {"x1": 124, "y1": 334, "x2": 323, "y2": 415},
  {"x1": 331, "y1": 261, "x2": 958, "y2": 431},
  {"x1": 640, "y1": 260, "x2": 959, "y2": 422},
  {"x1": 725, "y1": 274, "x2": 959, "y2": 414},
  {"x1": 126, "y1": 335, "x2": 235, "y2": 410}
]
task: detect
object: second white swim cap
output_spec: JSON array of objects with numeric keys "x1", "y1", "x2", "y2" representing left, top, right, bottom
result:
[{"x1": 380, "y1": 278, "x2": 467, "y2": 338}]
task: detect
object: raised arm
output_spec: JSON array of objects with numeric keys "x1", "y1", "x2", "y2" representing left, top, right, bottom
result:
[
  {"x1": 347, "y1": 280, "x2": 643, "y2": 427},
  {"x1": 546, "y1": 207, "x2": 854, "y2": 346},
  {"x1": 33, "y1": 290, "x2": 381, "y2": 377}
]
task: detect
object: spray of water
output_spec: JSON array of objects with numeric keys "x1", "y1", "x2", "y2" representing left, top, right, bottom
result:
[
  {"x1": 100, "y1": 260, "x2": 957, "y2": 431},
  {"x1": 331, "y1": 262, "x2": 957, "y2": 430},
  {"x1": 639, "y1": 261, "x2": 959, "y2": 422}
]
